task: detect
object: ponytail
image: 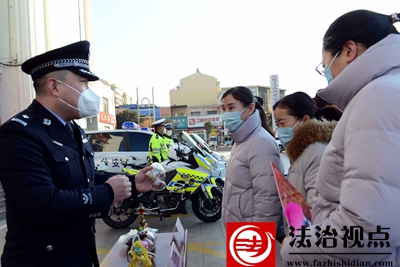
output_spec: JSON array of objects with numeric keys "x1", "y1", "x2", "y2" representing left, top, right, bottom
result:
[
  {"x1": 255, "y1": 101, "x2": 274, "y2": 137},
  {"x1": 320, "y1": 105, "x2": 343, "y2": 122},
  {"x1": 314, "y1": 90, "x2": 342, "y2": 121},
  {"x1": 315, "y1": 108, "x2": 324, "y2": 121}
]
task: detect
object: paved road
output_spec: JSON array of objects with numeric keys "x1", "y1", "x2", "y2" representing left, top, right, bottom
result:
[{"x1": 0, "y1": 147, "x2": 290, "y2": 267}]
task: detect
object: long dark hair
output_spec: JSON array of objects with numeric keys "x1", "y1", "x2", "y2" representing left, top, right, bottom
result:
[
  {"x1": 273, "y1": 91, "x2": 342, "y2": 122},
  {"x1": 222, "y1": 86, "x2": 274, "y2": 137},
  {"x1": 314, "y1": 89, "x2": 343, "y2": 121},
  {"x1": 323, "y1": 10, "x2": 399, "y2": 56}
]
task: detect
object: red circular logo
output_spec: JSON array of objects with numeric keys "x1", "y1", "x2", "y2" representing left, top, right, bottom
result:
[{"x1": 229, "y1": 225, "x2": 275, "y2": 266}]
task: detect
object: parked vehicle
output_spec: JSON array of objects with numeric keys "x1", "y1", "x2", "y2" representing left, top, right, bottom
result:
[
  {"x1": 162, "y1": 144, "x2": 225, "y2": 184},
  {"x1": 190, "y1": 133, "x2": 227, "y2": 163},
  {"x1": 98, "y1": 155, "x2": 223, "y2": 228},
  {"x1": 209, "y1": 135, "x2": 218, "y2": 148},
  {"x1": 85, "y1": 129, "x2": 153, "y2": 170},
  {"x1": 224, "y1": 136, "x2": 233, "y2": 146},
  {"x1": 177, "y1": 132, "x2": 226, "y2": 179}
]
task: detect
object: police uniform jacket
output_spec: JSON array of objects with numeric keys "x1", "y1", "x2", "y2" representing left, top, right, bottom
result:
[
  {"x1": 148, "y1": 132, "x2": 167, "y2": 162},
  {"x1": 0, "y1": 100, "x2": 114, "y2": 267}
]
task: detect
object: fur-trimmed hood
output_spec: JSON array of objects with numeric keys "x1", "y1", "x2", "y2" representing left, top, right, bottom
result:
[{"x1": 286, "y1": 119, "x2": 337, "y2": 163}]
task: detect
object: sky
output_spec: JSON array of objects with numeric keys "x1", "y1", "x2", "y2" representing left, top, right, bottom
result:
[{"x1": 91, "y1": 0, "x2": 400, "y2": 107}]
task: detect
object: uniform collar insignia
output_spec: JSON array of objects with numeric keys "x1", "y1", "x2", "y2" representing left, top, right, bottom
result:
[
  {"x1": 52, "y1": 140, "x2": 63, "y2": 146},
  {"x1": 43, "y1": 118, "x2": 51, "y2": 125},
  {"x1": 22, "y1": 114, "x2": 29, "y2": 119}
]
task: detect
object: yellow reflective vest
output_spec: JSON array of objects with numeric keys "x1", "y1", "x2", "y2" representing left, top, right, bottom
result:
[
  {"x1": 163, "y1": 135, "x2": 174, "y2": 149},
  {"x1": 148, "y1": 132, "x2": 168, "y2": 163}
]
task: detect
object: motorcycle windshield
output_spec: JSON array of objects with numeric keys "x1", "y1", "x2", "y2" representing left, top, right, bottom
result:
[
  {"x1": 181, "y1": 132, "x2": 206, "y2": 157},
  {"x1": 190, "y1": 133, "x2": 213, "y2": 154}
]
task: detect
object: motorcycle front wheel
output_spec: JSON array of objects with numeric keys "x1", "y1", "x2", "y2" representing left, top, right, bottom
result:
[
  {"x1": 191, "y1": 189, "x2": 222, "y2": 222},
  {"x1": 102, "y1": 202, "x2": 138, "y2": 229}
]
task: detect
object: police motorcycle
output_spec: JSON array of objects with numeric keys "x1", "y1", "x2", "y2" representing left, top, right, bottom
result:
[
  {"x1": 163, "y1": 131, "x2": 226, "y2": 180},
  {"x1": 96, "y1": 156, "x2": 223, "y2": 229},
  {"x1": 190, "y1": 133, "x2": 227, "y2": 163}
]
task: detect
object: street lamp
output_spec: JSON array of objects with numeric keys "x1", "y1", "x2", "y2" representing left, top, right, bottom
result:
[{"x1": 141, "y1": 97, "x2": 151, "y2": 127}]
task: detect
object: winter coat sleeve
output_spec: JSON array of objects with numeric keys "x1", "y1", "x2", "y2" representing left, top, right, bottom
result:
[
  {"x1": 299, "y1": 143, "x2": 325, "y2": 210},
  {"x1": 280, "y1": 84, "x2": 399, "y2": 265},
  {"x1": 248, "y1": 136, "x2": 282, "y2": 225}
]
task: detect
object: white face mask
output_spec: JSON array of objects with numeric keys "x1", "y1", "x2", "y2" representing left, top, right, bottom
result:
[
  {"x1": 57, "y1": 80, "x2": 100, "y2": 118},
  {"x1": 166, "y1": 130, "x2": 173, "y2": 136},
  {"x1": 163, "y1": 128, "x2": 167, "y2": 134}
]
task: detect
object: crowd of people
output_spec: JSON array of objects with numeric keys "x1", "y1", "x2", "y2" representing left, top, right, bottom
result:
[
  {"x1": 0, "y1": 8, "x2": 399, "y2": 267},
  {"x1": 219, "y1": 9, "x2": 400, "y2": 266},
  {"x1": 279, "y1": 9, "x2": 400, "y2": 265}
]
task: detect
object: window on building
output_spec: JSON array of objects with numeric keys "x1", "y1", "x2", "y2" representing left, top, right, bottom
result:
[
  {"x1": 102, "y1": 97, "x2": 109, "y2": 113},
  {"x1": 191, "y1": 111, "x2": 201, "y2": 116},
  {"x1": 207, "y1": 111, "x2": 217, "y2": 115}
]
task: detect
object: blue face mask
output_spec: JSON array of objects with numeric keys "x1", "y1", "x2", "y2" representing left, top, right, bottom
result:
[
  {"x1": 323, "y1": 51, "x2": 340, "y2": 85},
  {"x1": 277, "y1": 120, "x2": 301, "y2": 147},
  {"x1": 223, "y1": 105, "x2": 249, "y2": 132}
]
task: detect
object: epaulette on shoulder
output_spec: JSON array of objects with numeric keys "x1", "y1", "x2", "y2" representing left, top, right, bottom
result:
[{"x1": 10, "y1": 112, "x2": 37, "y2": 127}]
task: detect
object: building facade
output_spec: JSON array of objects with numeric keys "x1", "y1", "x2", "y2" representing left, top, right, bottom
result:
[
  {"x1": 169, "y1": 69, "x2": 221, "y2": 107},
  {"x1": 168, "y1": 70, "x2": 223, "y2": 142},
  {"x1": 0, "y1": 0, "x2": 119, "y2": 131}
]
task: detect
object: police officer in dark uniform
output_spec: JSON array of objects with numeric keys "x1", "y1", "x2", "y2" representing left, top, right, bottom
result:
[{"x1": 0, "y1": 41, "x2": 156, "y2": 267}]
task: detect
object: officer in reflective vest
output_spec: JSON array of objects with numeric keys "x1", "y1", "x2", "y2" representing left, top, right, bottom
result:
[
  {"x1": 148, "y1": 118, "x2": 168, "y2": 163},
  {"x1": 163, "y1": 122, "x2": 174, "y2": 149}
]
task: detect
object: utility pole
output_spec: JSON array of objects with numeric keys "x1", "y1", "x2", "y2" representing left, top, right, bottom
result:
[
  {"x1": 152, "y1": 87, "x2": 155, "y2": 121},
  {"x1": 136, "y1": 87, "x2": 140, "y2": 124}
]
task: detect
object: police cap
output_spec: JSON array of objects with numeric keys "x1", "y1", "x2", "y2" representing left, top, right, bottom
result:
[
  {"x1": 152, "y1": 118, "x2": 166, "y2": 127},
  {"x1": 164, "y1": 122, "x2": 173, "y2": 129},
  {"x1": 21, "y1": 40, "x2": 99, "y2": 81}
]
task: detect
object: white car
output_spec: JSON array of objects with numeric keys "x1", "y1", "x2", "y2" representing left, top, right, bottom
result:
[{"x1": 85, "y1": 129, "x2": 153, "y2": 172}]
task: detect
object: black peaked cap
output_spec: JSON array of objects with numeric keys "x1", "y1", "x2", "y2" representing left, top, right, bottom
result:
[{"x1": 21, "y1": 40, "x2": 99, "y2": 81}]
